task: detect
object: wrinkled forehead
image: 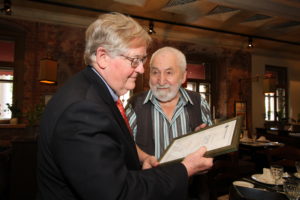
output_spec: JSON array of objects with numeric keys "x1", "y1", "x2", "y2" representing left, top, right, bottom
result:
[
  {"x1": 151, "y1": 53, "x2": 180, "y2": 71},
  {"x1": 128, "y1": 37, "x2": 149, "y2": 49}
]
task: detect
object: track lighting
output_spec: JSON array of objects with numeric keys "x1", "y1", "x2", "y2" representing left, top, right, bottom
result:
[
  {"x1": 148, "y1": 21, "x2": 156, "y2": 35},
  {"x1": 248, "y1": 37, "x2": 254, "y2": 48},
  {"x1": 1, "y1": 0, "x2": 12, "y2": 15}
]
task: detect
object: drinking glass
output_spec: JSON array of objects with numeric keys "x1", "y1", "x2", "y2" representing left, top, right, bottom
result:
[
  {"x1": 251, "y1": 133, "x2": 257, "y2": 142},
  {"x1": 270, "y1": 165, "x2": 284, "y2": 191},
  {"x1": 283, "y1": 179, "x2": 299, "y2": 200}
]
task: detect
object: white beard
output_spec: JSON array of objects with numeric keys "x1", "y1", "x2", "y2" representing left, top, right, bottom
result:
[{"x1": 150, "y1": 82, "x2": 181, "y2": 102}]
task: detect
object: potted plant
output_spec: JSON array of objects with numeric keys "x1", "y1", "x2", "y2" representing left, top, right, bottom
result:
[
  {"x1": 6, "y1": 103, "x2": 22, "y2": 124},
  {"x1": 24, "y1": 103, "x2": 45, "y2": 136}
]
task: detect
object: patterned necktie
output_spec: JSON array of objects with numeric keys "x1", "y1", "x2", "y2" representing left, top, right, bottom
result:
[{"x1": 115, "y1": 99, "x2": 132, "y2": 134}]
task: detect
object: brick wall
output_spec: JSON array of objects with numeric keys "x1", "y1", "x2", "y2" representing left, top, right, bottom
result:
[{"x1": 0, "y1": 17, "x2": 252, "y2": 139}]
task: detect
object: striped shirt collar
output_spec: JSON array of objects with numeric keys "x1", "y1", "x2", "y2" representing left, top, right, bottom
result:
[{"x1": 143, "y1": 87, "x2": 194, "y2": 106}]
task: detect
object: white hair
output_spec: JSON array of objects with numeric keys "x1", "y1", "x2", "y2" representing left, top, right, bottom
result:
[
  {"x1": 149, "y1": 46, "x2": 187, "y2": 71},
  {"x1": 84, "y1": 12, "x2": 151, "y2": 65}
]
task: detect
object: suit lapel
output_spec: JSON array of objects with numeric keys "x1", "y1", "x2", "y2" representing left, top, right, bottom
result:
[{"x1": 82, "y1": 66, "x2": 136, "y2": 147}]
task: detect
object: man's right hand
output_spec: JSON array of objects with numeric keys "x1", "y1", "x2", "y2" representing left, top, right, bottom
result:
[{"x1": 181, "y1": 146, "x2": 213, "y2": 176}]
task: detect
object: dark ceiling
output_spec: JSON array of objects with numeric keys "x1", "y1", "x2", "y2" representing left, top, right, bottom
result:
[{"x1": 2, "y1": 0, "x2": 300, "y2": 57}]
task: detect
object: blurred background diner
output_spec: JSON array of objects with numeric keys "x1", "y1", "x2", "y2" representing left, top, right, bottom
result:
[{"x1": 0, "y1": 0, "x2": 300, "y2": 200}]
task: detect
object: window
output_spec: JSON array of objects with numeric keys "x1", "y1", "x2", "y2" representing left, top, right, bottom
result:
[
  {"x1": 184, "y1": 63, "x2": 211, "y2": 106},
  {"x1": 0, "y1": 40, "x2": 15, "y2": 119},
  {"x1": 264, "y1": 66, "x2": 288, "y2": 122},
  {"x1": 0, "y1": 22, "x2": 25, "y2": 122},
  {"x1": 186, "y1": 81, "x2": 211, "y2": 105}
]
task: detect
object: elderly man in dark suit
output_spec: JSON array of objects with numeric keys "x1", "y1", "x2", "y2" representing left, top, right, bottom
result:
[{"x1": 37, "y1": 12, "x2": 213, "y2": 200}]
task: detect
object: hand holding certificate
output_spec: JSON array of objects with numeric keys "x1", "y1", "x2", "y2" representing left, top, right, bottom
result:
[{"x1": 159, "y1": 116, "x2": 242, "y2": 164}]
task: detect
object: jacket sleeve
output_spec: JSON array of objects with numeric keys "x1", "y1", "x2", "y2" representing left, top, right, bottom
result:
[{"x1": 52, "y1": 100, "x2": 189, "y2": 200}]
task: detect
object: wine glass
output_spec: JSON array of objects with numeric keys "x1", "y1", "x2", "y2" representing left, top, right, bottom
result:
[
  {"x1": 295, "y1": 161, "x2": 300, "y2": 174},
  {"x1": 283, "y1": 179, "x2": 299, "y2": 200},
  {"x1": 251, "y1": 132, "x2": 257, "y2": 143},
  {"x1": 270, "y1": 164, "x2": 284, "y2": 191}
]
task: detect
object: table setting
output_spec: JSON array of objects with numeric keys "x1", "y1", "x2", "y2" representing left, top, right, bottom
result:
[
  {"x1": 294, "y1": 161, "x2": 300, "y2": 179},
  {"x1": 240, "y1": 133, "x2": 284, "y2": 148},
  {"x1": 231, "y1": 162, "x2": 300, "y2": 200}
]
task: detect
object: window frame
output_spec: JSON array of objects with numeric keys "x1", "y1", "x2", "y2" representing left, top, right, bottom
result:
[
  {"x1": 0, "y1": 61, "x2": 14, "y2": 119},
  {"x1": 0, "y1": 21, "x2": 26, "y2": 122},
  {"x1": 186, "y1": 79, "x2": 211, "y2": 106},
  {"x1": 264, "y1": 65, "x2": 288, "y2": 123}
]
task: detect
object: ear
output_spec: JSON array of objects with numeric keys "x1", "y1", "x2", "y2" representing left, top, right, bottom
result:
[
  {"x1": 95, "y1": 47, "x2": 109, "y2": 69},
  {"x1": 181, "y1": 70, "x2": 187, "y2": 84}
]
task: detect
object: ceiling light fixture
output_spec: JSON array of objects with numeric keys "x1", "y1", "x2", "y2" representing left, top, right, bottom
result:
[
  {"x1": 1, "y1": 0, "x2": 12, "y2": 15},
  {"x1": 248, "y1": 37, "x2": 254, "y2": 48},
  {"x1": 148, "y1": 21, "x2": 156, "y2": 35}
]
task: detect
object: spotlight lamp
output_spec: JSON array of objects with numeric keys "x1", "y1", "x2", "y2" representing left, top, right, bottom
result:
[
  {"x1": 148, "y1": 21, "x2": 156, "y2": 35},
  {"x1": 1, "y1": 0, "x2": 12, "y2": 15},
  {"x1": 248, "y1": 37, "x2": 254, "y2": 48}
]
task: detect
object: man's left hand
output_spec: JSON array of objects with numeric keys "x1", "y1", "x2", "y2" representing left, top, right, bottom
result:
[{"x1": 194, "y1": 123, "x2": 207, "y2": 132}]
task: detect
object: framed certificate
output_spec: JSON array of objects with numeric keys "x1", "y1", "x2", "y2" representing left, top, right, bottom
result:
[{"x1": 159, "y1": 116, "x2": 243, "y2": 164}]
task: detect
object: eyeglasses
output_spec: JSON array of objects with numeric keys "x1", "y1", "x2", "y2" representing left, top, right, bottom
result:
[{"x1": 120, "y1": 55, "x2": 147, "y2": 68}]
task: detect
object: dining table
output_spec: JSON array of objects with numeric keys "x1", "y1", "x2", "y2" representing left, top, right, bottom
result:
[
  {"x1": 229, "y1": 184, "x2": 289, "y2": 200},
  {"x1": 229, "y1": 167, "x2": 300, "y2": 200},
  {"x1": 238, "y1": 137, "x2": 285, "y2": 171},
  {"x1": 239, "y1": 136, "x2": 284, "y2": 149}
]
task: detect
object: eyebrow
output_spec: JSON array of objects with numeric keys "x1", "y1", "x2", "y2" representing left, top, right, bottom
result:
[
  {"x1": 130, "y1": 54, "x2": 147, "y2": 58},
  {"x1": 151, "y1": 66, "x2": 174, "y2": 71}
]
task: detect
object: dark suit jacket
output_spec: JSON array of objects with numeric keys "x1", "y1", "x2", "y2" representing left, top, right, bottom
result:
[{"x1": 37, "y1": 66, "x2": 188, "y2": 200}]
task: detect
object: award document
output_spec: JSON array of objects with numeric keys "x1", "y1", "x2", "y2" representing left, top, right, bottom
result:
[{"x1": 159, "y1": 116, "x2": 242, "y2": 164}]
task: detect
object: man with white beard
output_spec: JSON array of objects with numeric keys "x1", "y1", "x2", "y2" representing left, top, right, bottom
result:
[{"x1": 126, "y1": 46, "x2": 213, "y2": 200}]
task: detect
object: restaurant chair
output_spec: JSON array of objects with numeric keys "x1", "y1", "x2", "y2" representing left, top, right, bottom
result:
[
  {"x1": 207, "y1": 152, "x2": 240, "y2": 199},
  {"x1": 0, "y1": 147, "x2": 11, "y2": 200},
  {"x1": 229, "y1": 185, "x2": 288, "y2": 200},
  {"x1": 260, "y1": 145, "x2": 300, "y2": 172},
  {"x1": 9, "y1": 137, "x2": 37, "y2": 200}
]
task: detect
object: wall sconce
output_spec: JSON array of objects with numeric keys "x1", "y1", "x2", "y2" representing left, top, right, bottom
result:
[
  {"x1": 148, "y1": 21, "x2": 156, "y2": 35},
  {"x1": 0, "y1": 0, "x2": 12, "y2": 15},
  {"x1": 247, "y1": 37, "x2": 254, "y2": 48},
  {"x1": 39, "y1": 58, "x2": 58, "y2": 85}
]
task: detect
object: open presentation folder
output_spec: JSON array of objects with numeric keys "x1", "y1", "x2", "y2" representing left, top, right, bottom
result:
[{"x1": 159, "y1": 116, "x2": 243, "y2": 164}]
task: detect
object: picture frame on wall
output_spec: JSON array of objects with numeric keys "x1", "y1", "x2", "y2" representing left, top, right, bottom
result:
[{"x1": 235, "y1": 101, "x2": 247, "y2": 129}]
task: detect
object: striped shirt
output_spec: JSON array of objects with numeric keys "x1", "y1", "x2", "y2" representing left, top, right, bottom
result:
[{"x1": 126, "y1": 88, "x2": 213, "y2": 158}]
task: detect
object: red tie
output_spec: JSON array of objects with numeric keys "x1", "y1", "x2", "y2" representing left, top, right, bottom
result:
[{"x1": 116, "y1": 99, "x2": 132, "y2": 134}]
